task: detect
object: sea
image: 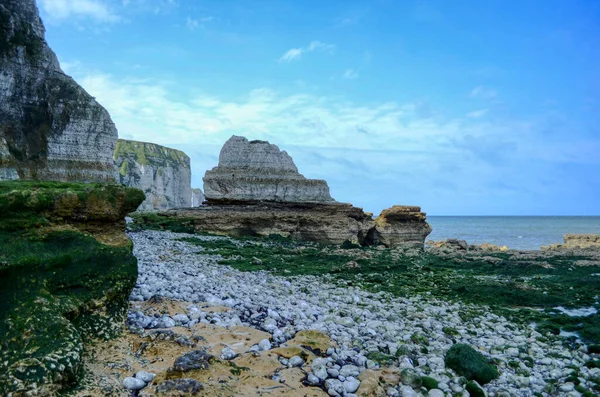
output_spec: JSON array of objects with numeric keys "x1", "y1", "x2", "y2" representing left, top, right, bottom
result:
[{"x1": 426, "y1": 216, "x2": 600, "y2": 250}]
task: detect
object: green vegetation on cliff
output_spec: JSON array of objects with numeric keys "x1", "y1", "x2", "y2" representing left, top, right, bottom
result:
[
  {"x1": 0, "y1": 181, "x2": 144, "y2": 396},
  {"x1": 114, "y1": 139, "x2": 190, "y2": 167}
]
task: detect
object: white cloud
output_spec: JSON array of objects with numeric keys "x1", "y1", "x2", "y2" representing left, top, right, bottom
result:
[
  {"x1": 466, "y1": 109, "x2": 488, "y2": 118},
  {"x1": 38, "y1": 0, "x2": 121, "y2": 23},
  {"x1": 278, "y1": 48, "x2": 304, "y2": 62},
  {"x1": 277, "y1": 40, "x2": 336, "y2": 62},
  {"x1": 186, "y1": 17, "x2": 199, "y2": 30},
  {"x1": 342, "y1": 69, "x2": 359, "y2": 79},
  {"x1": 470, "y1": 86, "x2": 497, "y2": 99}
]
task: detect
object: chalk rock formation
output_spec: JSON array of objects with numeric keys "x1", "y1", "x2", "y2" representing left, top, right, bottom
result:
[
  {"x1": 192, "y1": 188, "x2": 204, "y2": 207},
  {"x1": 0, "y1": 0, "x2": 118, "y2": 182},
  {"x1": 374, "y1": 206, "x2": 432, "y2": 248},
  {"x1": 542, "y1": 234, "x2": 600, "y2": 251},
  {"x1": 114, "y1": 139, "x2": 192, "y2": 211},
  {"x1": 203, "y1": 136, "x2": 333, "y2": 203},
  {"x1": 164, "y1": 202, "x2": 377, "y2": 246}
]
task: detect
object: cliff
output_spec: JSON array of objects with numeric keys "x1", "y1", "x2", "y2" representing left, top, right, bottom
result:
[
  {"x1": 114, "y1": 139, "x2": 192, "y2": 211},
  {"x1": 0, "y1": 0, "x2": 118, "y2": 182},
  {"x1": 0, "y1": 181, "x2": 145, "y2": 396},
  {"x1": 203, "y1": 136, "x2": 333, "y2": 203}
]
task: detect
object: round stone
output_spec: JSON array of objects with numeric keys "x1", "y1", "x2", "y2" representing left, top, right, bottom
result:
[
  {"x1": 288, "y1": 356, "x2": 305, "y2": 367},
  {"x1": 343, "y1": 377, "x2": 360, "y2": 393},
  {"x1": 400, "y1": 368, "x2": 422, "y2": 388},
  {"x1": 123, "y1": 377, "x2": 146, "y2": 390},
  {"x1": 134, "y1": 370, "x2": 156, "y2": 383},
  {"x1": 428, "y1": 390, "x2": 445, "y2": 397}
]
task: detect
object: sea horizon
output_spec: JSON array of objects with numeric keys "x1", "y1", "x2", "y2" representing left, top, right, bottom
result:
[{"x1": 426, "y1": 215, "x2": 600, "y2": 250}]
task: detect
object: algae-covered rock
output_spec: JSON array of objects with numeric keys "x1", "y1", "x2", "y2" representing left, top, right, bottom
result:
[
  {"x1": 445, "y1": 343, "x2": 499, "y2": 385},
  {"x1": 0, "y1": 181, "x2": 144, "y2": 396}
]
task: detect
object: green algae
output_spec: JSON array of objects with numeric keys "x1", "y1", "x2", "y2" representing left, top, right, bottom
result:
[
  {"x1": 445, "y1": 344, "x2": 499, "y2": 385},
  {"x1": 0, "y1": 181, "x2": 144, "y2": 395}
]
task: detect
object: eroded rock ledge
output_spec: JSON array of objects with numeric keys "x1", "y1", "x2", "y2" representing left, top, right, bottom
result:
[{"x1": 0, "y1": 181, "x2": 144, "y2": 396}]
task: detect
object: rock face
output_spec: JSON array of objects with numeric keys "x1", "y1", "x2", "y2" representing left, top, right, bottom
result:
[
  {"x1": 203, "y1": 136, "x2": 333, "y2": 203},
  {"x1": 164, "y1": 202, "x2": 378, "y2": 246},
  {"x1": 0, "y1": 181, "x2": 145, "y2": 396},
  {"x1": 114, "y1": 139, "x2": 192, "y2": 211},
  {"x1": 374, "y1": 206, "x2": 432, "y2": 248},
  {"x1": 541, "y1": 234, "x2": 600, "y2": 251},
  {"x1": 0, "y1": 0, "x2": 118, "y2": 182},
  {"x1": 192, "y1": 188, "x2": 204, "y2": 207}
]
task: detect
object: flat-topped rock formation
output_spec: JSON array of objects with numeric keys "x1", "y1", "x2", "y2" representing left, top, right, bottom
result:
[
  {"x1": 191, "y1": 188, "x2": 204, "y2": 206},
  {"x1": 375, "y1": 206, "x2": 432, "y2": 248},
  {"x1": 114, "y1": 139, "x2": 192, "y2": 211},
  {"x1": 0, "y1": 0, "x2": 118, "y2": 182},
  {"x1": 203, "y1": 136, "x2": 333, "y2": 203},
  {"x1": 164, "y1": 201, "x2": 378, "y2": 246}
]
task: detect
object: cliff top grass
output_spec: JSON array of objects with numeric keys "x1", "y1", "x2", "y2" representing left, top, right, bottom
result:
[{"x1": 114, "y1": 139, "x2": 190, "y2": 168}]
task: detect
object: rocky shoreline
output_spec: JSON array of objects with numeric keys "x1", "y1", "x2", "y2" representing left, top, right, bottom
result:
[{"x1": 94, "y1": 229, "x2": 600, "y2": 396}]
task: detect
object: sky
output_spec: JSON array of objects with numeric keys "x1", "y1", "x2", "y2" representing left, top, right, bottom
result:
[{"x1": 36, "y1": 0, "x2": 600, "y2": 216}]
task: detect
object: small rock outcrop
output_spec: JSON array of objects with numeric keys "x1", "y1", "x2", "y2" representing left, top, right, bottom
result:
[
  {"x1": 0, "y1": 0, "x2": 118, "y2": 182},
  {"x1": 541, "y1": 234, "x2": 600, "y2": 251},
  {"x1": 192, "y1": 188, "x2": 204, "y2": 207},
  {"x1": 203, "y1": 136, "x2": 333, "y2": 203},
  {"x1": 114, "y1": 139, "x2": 192, "y2": 211},
  {"x1": 374, "y1": 206, "x2": 432, "y2": 248}
]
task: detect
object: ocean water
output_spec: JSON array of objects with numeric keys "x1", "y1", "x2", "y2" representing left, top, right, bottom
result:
[{"x1": 426, "y1": 216, "x2": 600, "y2": 250}]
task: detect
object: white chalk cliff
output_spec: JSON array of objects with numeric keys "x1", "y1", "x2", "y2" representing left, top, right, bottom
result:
[
  {"x1": 114, "y1": 139, "x2": 191, "y2": 211},
  {"x1": 0, "y1": 0, "x2": 118, "y2": 182}
]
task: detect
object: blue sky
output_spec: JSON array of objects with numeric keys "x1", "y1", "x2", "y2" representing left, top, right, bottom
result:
[{"x1": 37, "y1": 0, "x2": 600, "y2": 215}]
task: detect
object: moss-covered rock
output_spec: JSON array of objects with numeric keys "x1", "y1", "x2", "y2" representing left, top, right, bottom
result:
[
  {"x1": 466, "y1": 380, "x2": 487, "y2": 396},
  {"x1": 445, "y1": 343, "x2": 499, "y2": 385},
  {"x1": 0, "y1": 181, "x2": 144, "y2": 396}
]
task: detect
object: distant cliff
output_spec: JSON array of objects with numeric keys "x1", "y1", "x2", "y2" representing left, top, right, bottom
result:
[
  {"x1": 192, "y1": 188, "x2": 204, "y2": 206},
  {"x1": 114, "y1": 139, "x2": 191, "y2": 211},
  {"x1": 0, "y1": 0, "x2": 118, "y2": 182}
]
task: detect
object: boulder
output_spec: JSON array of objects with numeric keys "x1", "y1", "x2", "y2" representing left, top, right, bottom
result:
[
  {"x1": 114, "y1": 139, "x2": 192, "y2": 211},
  {"x1": 0, "y1": 0, "x2": 118, "y2": 182},
  {"x1": 374, "y1": 206, "x2": 432, "y2": 248},
  {"x1": 203, "y1": 136, "x2": 333, "y2": 203}
]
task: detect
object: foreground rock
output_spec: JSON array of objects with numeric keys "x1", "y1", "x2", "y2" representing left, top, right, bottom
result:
[
  {"x1": 0, "y1": 0, "x2": 118, "y2": 182},
  {"x1": 542, "y1": 234, "x2": 600, "y2": 251},
  {"x1": 203, "y1": 135, "x2": 333, "y2": 203},
  {"x1": 375, "y1": 206, "x2": 432, "y2": 248},
  {"x1": 0, "y1": 181, "x2": 144, "y2": 396},
  {"x1": 114, "y1": 139, "x2": 192, "y2": 211}
]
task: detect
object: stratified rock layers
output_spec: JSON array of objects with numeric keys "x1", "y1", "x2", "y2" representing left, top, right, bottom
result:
[
  {"x1": 164, "y1": 202, "x2": 377, "y2": 246},
  {"x1": 114, "y1": 139, "x2": 192, "y2": 211},
  {"x1": 375, "y1": 206, "x2": 432, "y2": 248},
  {"x1": 0, "y1": 0, "x2": 118, "y2": 182},
  {"x1": 203, "y1": 136, "x2": 333, "y2": 203}
]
